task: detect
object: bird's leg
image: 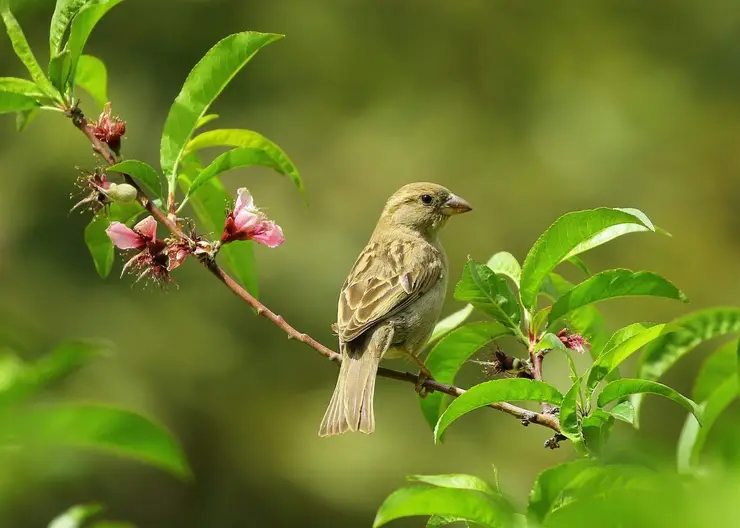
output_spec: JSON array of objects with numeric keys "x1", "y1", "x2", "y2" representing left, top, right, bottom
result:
[{"x1": 403, "y1": 352, "x2": 435, "y2": 397}]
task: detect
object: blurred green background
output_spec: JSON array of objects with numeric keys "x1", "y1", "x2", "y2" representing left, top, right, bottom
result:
[{"x1": 2, "y1": 0, "x2": 740, "y2": 526}]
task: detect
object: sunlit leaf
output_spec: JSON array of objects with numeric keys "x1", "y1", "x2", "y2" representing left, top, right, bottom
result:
[
  {"x1": 184, "y1": 128, "x2": 303, "y2": 196},
  {"x1": 108, "y1": 160, "x2": 162, "y2": 200},
  {"x1": 420, "y1": 322, "x2": 510, "y2": 434},
  {"x1": 4, "y1": 403, "x2": 191, "y2": 479},
  {"x1": 407, "y1": 474, "x2": 496, "y2": 496},
  {"x1": 427, "y1": 515, "x2": 469, "y2": 528},
  {"x1": 549, "y1": 269, "x2": 687, "y2": 323},
  {"x1": 692, "y1": 339, "x2": 738, "y2": 403},
  {"x1": 0, "y1": 90, "x2": 38, "y2": 114},
  {"x1": 75, "y1": 54, "x2": 108, "y2": 108},
  {"x1": 0, "y1": 76, "x2": 43, "y2": 96},
  {"x1": 48, "y1": 503, "x2": 103, "y2": 528},
  {"x1": 486, "y1": 251, "x2": 521, "y2": 285},
  {"x1": 598, "y1": 379, "x2": 702, "y2": 425},
  {"x1": 428, "y1": 305, "x2": 474, "y2": 345},
  {"x1": 160, "y1": 31, "x2": 283, "y2": 190},
  {"x1": 520, "y1": 208, "x2": 654, "y2": 311},
  {"x1": 434, "y1": 379, "x2": 563, "y2": 442},
  {"x1": 566, "y1": 255, "x2": 591, "y2": 277},
  {"x1": 195, "y1": 113, "x2": 219, "y2": 129},
  {"x1": 607, "y1": 400, "x2": 635, "y2": 425},
  {"x1": 49, "y1": 0, "x2": 88, "y2": 54}
]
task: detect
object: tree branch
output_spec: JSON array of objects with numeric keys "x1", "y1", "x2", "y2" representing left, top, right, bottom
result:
[{"x1": 69, "y1": 106, "x2": 562, "y2": 436}]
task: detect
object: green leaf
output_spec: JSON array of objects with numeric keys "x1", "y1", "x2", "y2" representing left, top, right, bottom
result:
[
  {"x1": 75, "y1": 54, "x2": 108, "y2": 108},
  {"x1": 581, "y1": 409, "x2": 614, "y2": 454},
  {"x1": 49, "y1": 503, "x2": 103, "y2": 528},
  {"x1": 108, "y1": 160, "x2": 162, "y2": 200},
  {"x1": 567, "y1": 255, "x2": 592, "y2": 277},
  {"x1": 184, "y1": 128, "x2": 303, "y2": 196},
  {"x1": 0, "y1": 76, "x2": 43, "y2": 96},
  {"x1": 428, "y1": 305, "x2": 475, "y2": 345},
  {"x1": 48, "y1": 49, "x2": 72, "y2": 94},
  {"x1": 0, "y1": 90, "x2": 39, "y2": 113},
  {"x1": 16, "y1": 106, "x2": 39, "y2": 131},
  {"x1": 427, "y1": 516, "x2": 469, "y2": 528},
  {"x1": 693, "y1": 339, "x2": 738, "y2": 403},
  {"x1": 587, "y1": 324, "x2": 676, "y2": 395},
  {"x1": 454, "y1": 259, "x2": 523, "y2": 337},
  {"x1": 374, "y1": 486, "x2": 512, "y2": 528},
  {"x1": 607, "y1": 400, "x2": 635, "y2": 425},
  {"x1": 160, "y1": 32, "x2": 283, "y2": 192},
  {"x1": 4, "y1": 403, "x2": 191, "y2": 479},
  {"x1": 549, "y1": 269, "x2": 687, "y2": 323},
  {"x1": 49, "y1": 0, "x2": 88, "y2": 54},
  {"x1": 0, "y1": 340, "x2": 110, "y2": 408},
  {"x1": 421, "y1": 322, "x2": 510, "y2": 434},
  {"x1": 179, "y1": 168, "x2": 258, "y2": 296},
  {"x1": 195, "y1": 113, "x2": 219, "y2": 129},
  {"x1": 634, "y1": 307, "x2": 740, "y2": 425},
  {"x1": 598, "y1": 379, "x2": 702, "y2": 425},
  {"x1": 65, "y1": 0, "x2": 124, "y2": 89},
  {"x1": 527, "y1": 459, "x2": 600, "y2": 523},
  {"x1": 677, "y1": 376, "x2": 737, "y2": 473},
  {"x1": 519, "y1": 208, "x2": 654, "y2": 311},
  {"x1": 486, "y1": 251, "x2": 521, "y2": 285},
  {"x1": 1, "y1": 7, "x2": 60, "y2": 101},
  {"x1": 534, "y1": 332, "x2": 567, "y2": 354},
  {"x1": 559, "y1": 378, "x2": 582, "y2": 445},
  {"x1": 434, "y1": 379, "x2": 563, "y2": 442},
  {"x1": 407, "y1": 474, "x2": 496, "y2": 496},
  {"x1": 85, "y1": 214, "x2": 115, "y2": 278}
]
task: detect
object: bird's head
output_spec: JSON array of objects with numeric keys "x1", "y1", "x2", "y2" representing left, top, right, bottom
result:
[{"x1": 379, "y1": 182, "x2": 472, "y2": 234}]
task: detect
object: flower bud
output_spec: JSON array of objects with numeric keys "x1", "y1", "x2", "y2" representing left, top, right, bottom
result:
[{"x1": 105, "y1": 183, "x2": 138, "y2": 204}]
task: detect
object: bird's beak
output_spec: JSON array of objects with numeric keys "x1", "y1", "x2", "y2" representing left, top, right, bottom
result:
[{"x1": 442, "y1": 194, "x2": 473, "y2": 215}]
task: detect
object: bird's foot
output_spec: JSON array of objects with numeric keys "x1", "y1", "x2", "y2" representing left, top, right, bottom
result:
[{"x1": 415, "y1": 371, "x2": 431, "y2": 397}]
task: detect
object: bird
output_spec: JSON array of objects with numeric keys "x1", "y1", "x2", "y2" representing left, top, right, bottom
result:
[{"x1": 318, "y1": 182, "x2": 472, "y2": 437}]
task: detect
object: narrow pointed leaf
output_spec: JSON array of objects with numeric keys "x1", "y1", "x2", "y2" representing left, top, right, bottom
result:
[
  {"x1": 374, "y1": 486, "x2": 513, "y2": 528},
  {"x1": 195, "y1": 113, "x2": 219, "y2": 129},
  {"x1": 567, "y1": 255, "x2": 592, "y2": 277},
  {"x1": 428, "y1": 305, "x2": 474, "y2": 344},
  {"x1": 16, "y1": 106, "x2": 39, "y2": 131},
  {"x1": 520, "y1": 208, "x2": 654, "y2": 311},
  {"x1": 587, "y1": 324, "x2": 676, "y2": 394},
  {"x1": 160, "y1": 32, "x2": 283, "y2": 185},
  {"x1": 407, "y1": 474, "x2": 496, "y2": 496},
  {"x1": 65, "y1": 0, "x2": 124, "y2": 88},
  {"x1": 434, "y1": 379, "x2": 563, "y2": 442},
  {"x1": 4, "y1": 403, "x2": 191, "y2": 479},
  {"x1": 75, "y1": 54, "x2": 108, "y2": 108},
  {"x1": 454, "y1": 259, "x2": 523, "y2": 336},
  {"x1": 184, "y1": 128, "x2": 303, "y2": 195},
  {"x1": 0, "y1": 90, "x2": 39, "y2": 113},
  {"x1": 565, "y1": 207, "x2": 658, "y2": 258},
  {"x1": 598, "y1": 379, "x2": 702, "y2": 425},
  {"x1": 677, "y1": 376, "x2": 737, "y2": 473},
  {"x1": 634, "y1": 307, "x2": 740, "y2": 425},
  {"x1": 420, "y1": 322, "x2": 511, "y2": 433},
  {"x1": 1, "y1": 8, "x2": 60, "y2": 100},
  {"x1": 49, "y1": 503, "x2": 103, "y2": 528},
  {"x1": 549, "y1": 269, "x2": 687, "y2": 323},
  {"x1": 49, "y1": 0, "x2": 88, "y2": 54},
  {"x1": 693, "y1": 339, "x2": 738, "y2": 403},
  {"x1": 527, "y1": 459, "x2": 600, "y2": 523},
  {"x1": 108, "y1": 160, "x2": 162, "y2": 200},
  {"x1": 486, "y1": 251, "x2": 521, "y2": 285}
]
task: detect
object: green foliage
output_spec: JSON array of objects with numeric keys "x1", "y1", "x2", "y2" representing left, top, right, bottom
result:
[
  {"x1": 75, "y1": 54, "x2": 108, "y2": 108},
  {"x1": 597, "y1": 379, "x2": 702, "y2": 424},
  {"x1": 108, "y1": 160, "x2": 162, "y2": 200},
  {"x1": 48, "y1": 503, "x2": 103, "y2": 528},
  {"x1": 84, "y1": 202, "x2": 144, "y2": 278}
]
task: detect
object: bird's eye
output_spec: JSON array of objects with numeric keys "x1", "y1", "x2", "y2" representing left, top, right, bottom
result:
[{"x1": 420, "y1": 194, "x2": 433, "y2": 205}]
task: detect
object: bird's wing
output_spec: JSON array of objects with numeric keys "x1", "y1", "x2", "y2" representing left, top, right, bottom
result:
[{"x1": 337, "y1": 238, "x2": 443, "y2": 343}]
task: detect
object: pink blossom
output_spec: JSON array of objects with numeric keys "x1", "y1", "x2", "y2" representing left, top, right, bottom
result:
[
  {"x1": 557, "y1": 328, "x2": 591, "y2": 354},
  {"x1": 221, "y1": 188, "x2": 284, "y2": 248},
  {"x1": 106, "y1": 216, "x2": 157, "y2": 250}
]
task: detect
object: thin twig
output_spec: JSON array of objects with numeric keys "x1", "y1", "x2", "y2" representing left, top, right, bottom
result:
[{"x1": 69, "y1": 107, "x2": 562, "y2": 436}]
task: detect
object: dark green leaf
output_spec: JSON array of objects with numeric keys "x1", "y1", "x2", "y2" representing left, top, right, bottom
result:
[
  {"x1": 434, "y1": 379, "x2": 563, "y2": 442},
  {"x1": 421, "y1": 322, "x2": 510, "y2": 433},
  {"x1": 559, "y1": 378, "x2": 582, "y2": 445},
  {"x1": 16, "y1": 106, "x2": 39, "y2": 131},
  {"x1": 0, "y1": 90, "x2": 39, "y2": 113},
  {"x1": 84, "y1": 214, "x2": 115, "y2": 278},
  {"x1": 454, "y1": 259, "x2": 523, "y2": 337},
  {"x1": 160, "y1": 32, "x2": 283, "y2": 190},
  {"x1": 374, "y1": 486, "x2": 513, "y2": 528},
  {"x1": 49, "y1": 503, "x2": 103, "y2": 528},
  {"x1": 75, "y1": 54, "x2": 108, "y2": 108},
  {"x1": 693, "y1": 339, "x2": 738, "y2": 403},
  {"x1": 0, "y1": 340, "x2": 110, "y2": 408},
  {"x1": 407, "y1": 474, "x2": 496, "y2": 496},
  {"x1": 4, "y1": 403, "x2": 191, "y2": 479},
  {"x1": 108, "y1": 160, "x2": 162, "y2": 200},
  {"x1": 49, "y1": 0, "x2": 88, "y2": 54},
  {"x1": 48, "y1": 49, "x2": 71, "y2": 93},
  {"x1": 549, "y1": 269, "x2": 687, "y2": 323},
  {"x1": 598, "y1": 379, "x2": 702, "y2": 425},
  {"x1": 184, "y1": 128, "x2": 303, "y2": 196},
  {"x1": 527, "y1": 459, "x2": 600, "y2": 523},
  {"x1": 520, "y1": 208, "x2": 654, "y2": 311},
  {"x1": 607, "y1": 400, "x2": 635, "y2": 425},
  {"x1": 486, "y1": 251, "x2": 521, "y2": 285},
  {"x1": 582, "y1": 409, "x2": 614, "y2": 454},
  {"x1": 677, "y1": 376, "x2": 737, "y2": 473},
  {"x1": 1, "y1": 7, "x2": 60, "y2": 101},
  {"x1": 428, "y1": 305, "x2": 474, "y2": 344},
  {"x1": 634, "y1": 307, "x2": 740, "y2": 425},
  {"x1": 587, "y1": 323, "x2": 675, "y2": 394},
  {"x1": 65, "y1": 0, "x2": 124, "y2": 89},
  {"x1": 179, "y1": 168, "x2": 258, "y2": 296}
]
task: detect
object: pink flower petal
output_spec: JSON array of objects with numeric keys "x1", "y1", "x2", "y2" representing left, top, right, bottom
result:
[
  {"x1": 106, "y1": 222, "x2": 145, "y2": 250},
  {"x1": 233, "y1": 208, "x2": 262, "y2": 231},
  {"x1": 252, "y1": 222, "x2": 284, "y2": 248},
  {"x1": 234, "y1": 188, "x2": 255, "y2": 214},
  {"x1": 167, "y1": 248, "x2": 189, "y2": 271},
  {"x1": 133, "y1": 215, "x2": 157, "y2": 241}
]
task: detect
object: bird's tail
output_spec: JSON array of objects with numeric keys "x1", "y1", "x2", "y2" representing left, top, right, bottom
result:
[{"x1": 318, "y1": 349, "x2": 380, "y2": 437}]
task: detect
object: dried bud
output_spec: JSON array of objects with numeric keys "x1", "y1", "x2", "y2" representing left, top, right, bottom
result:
[
  {"x1": 90, "y1": 103, "x2": 126, "y2": 155},
  {"x1": 70, "y1": 168, "x2": 112, "y2": 215},
  {"x1": 105, "y1": 182, "x2": 138, "y2": 204},
  {"x1": 557, "y1": 328, "x2": 591, "y2": 354}
]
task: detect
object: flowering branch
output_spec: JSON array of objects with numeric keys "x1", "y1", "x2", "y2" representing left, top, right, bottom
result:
[{"x1": 68, "y1": 105, "x2": 562, "y2": 437}]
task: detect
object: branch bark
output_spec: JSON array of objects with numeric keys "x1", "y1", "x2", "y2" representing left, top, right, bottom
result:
[{"x1": 70, "y1": 106, "x2": 562, "y2": 436}]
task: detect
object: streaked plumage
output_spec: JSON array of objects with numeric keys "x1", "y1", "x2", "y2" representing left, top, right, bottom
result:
[{"x1": 319, "y1": 182, "x2": 472, "y2": 436}]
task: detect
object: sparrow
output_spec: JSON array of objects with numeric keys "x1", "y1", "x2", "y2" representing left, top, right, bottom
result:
[{"x1": 319, "y1": 182, "x2": 472, "y2": 436}]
